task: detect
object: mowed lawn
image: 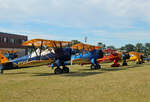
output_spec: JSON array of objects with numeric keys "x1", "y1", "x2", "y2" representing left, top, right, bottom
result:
[{"x1": 0, "y1": 62, "x2": 150, "y2": 102}]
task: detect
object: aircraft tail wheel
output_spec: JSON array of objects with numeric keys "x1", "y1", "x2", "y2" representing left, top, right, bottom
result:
[
  {"x1": 54, "y1": 68, "x2": 62, "y2": 74},
  {"x1": 62, "y1": 67, "x2": 69, "y2": 73},
  {"x1": 90, "y1": 64, "x2": 96, "y2": 70}
]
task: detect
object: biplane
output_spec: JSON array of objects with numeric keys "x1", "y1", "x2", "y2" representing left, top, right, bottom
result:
[
  {"x1": 97, "y1": 50, "x2": 144, "y2": 67},
  {"x1": 0, "y1": 39, "x2": 72, "y2": 74},
  {"x1": 0, "y1": 49, "x2": 18, "y2": 60},
  {"x1": 70, "y1": 43, "x2": 104, "y2": 70},
  {"x1": 127, "y1": 51, "x2": 145, "y2": 64},
  {"x1": 0, "y1": 49, "x2": 19, "y2": 73},
  {"x1": 97, "y1": 49, "x2": 122, "y2": 67}
]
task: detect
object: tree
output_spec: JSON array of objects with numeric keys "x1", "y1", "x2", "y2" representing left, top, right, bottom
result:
[
  {"x1": 123, "y1": 44, "x2": 136, "y2": 52},
  {"x1": 119, "y1": 46, "x2": 125, "y2": 51},
  {"x1": 71, "y1": 40, "x2": 81, "y2": 45},
  {"x1": 107, "y1": 45, "x2": 116, "y2": 50},
  {"x1": 97, "y1": 42, "x2": 106, "y2": 49},
  {"x1": 135, "y1": 43, "x2": 144, "y2": 52},
  {"x1": 145, "y1": 43, "x2": 150, "y2": 56},
  {"x1": 145, "y1": 43, "x2": 150, "y2": 50}
]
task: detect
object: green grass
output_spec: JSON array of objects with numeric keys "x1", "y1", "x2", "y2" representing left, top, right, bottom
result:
[{"x1": 0, "y1": 62, "x2": 150, "y2": 102}]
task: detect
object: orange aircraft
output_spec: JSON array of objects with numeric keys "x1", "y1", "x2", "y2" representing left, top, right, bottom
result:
[{"x1": 97, "y1": 49, "x2": 122, "y2": 67}]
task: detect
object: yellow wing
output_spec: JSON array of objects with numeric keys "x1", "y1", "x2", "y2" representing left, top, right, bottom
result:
[
  {"x1": 0, "y1": 53, "x2": 9, "y2": 64},
  {"x1": 128, "y1": 51, "x2": 144, "y2": 62},
  {"x1": 129, "y1": 51, "x2": 144, "y2": 56},
  {"x1": 22, "y1": 39, "x2": 71, "y2": 47},
  {"x1": 71, "y1": 43, "x2": 101, "y2": 51}
]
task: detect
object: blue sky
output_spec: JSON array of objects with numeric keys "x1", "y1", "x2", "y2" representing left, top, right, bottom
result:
[{"x1": 0, "y1": 0, "x2": 150, "y2": 48}]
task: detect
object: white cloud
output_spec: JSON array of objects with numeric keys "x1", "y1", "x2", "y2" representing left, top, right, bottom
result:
[
  {"x1": 90, "y1": 29, "x2": 150, "y2": 40},
  {"x1": 0, "y1": 28, "x2": 58, "y2": 39},
  {"x1": 0, "y1": 0, "x2": 150, "y2": 47},
  {"x1": 0, "y1": 0, "x2": 150, "y2": 27},
  {"x1": 0, "y1": 28, "x2": 79, "y2": 42}
]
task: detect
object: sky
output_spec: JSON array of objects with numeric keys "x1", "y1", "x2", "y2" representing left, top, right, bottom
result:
[{"x1": 0, "y1": 0, "x2": 150, "y2": 48}]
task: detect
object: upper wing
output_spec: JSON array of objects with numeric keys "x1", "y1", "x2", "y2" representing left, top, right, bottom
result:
[
  {"x1": 22, "y1": 39, "x2": 71, "y2": 47},
  {"x1": 71, "y1": 43, "x2": 101, "y2": 51},
  {"x1": 22, "y1": 39, "x2": 49, "y2": 47},
  {"x1": 129, "y1": 51, "x2": 144, "y2": 56}
]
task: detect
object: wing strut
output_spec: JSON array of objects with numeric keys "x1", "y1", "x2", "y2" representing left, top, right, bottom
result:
[
  {"x1": 39, "y1": 41, "x2": 43, "y2": 60},
  {"x1": 32, "y1": 44, "x2": 39, "y2": 59}
]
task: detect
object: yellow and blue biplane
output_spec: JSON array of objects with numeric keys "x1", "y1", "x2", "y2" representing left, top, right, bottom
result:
[
  {"x1": 70, "y1": 43, "x2": 104, "y2": 70},
  {"x1": 127, "y1": 51, "x2": 145, "y2": 64},
  {"x1": 0, "y1": 39, "x2": 72, "y2": 74}
]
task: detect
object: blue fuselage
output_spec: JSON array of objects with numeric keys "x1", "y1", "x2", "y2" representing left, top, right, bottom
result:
[{"x1": 70, "y1": 49, "x2": 103, "y2": 65}]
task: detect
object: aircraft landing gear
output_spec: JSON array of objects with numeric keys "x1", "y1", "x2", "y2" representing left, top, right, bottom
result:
[
  {"x1": 54, "y1": 67, "x2": 62, "y2": 74},
  {"x1": 136, "y1": 61, "x2": 142, "y2": 64},
  {"x1": 0, "y1": 70, "x2": 3, "y2": 74},
  {"x1": 122, "y1": 59, "x2": 128, "y2": 66},
  {"x1": 122, "y1": 61, "x2": 128, "y2": 66},
  {"x1": 122, "y1": 62, "x2": 127, "y2": 66},
  {"x1": 111, "y1": 64, "x2": 120, "y2": 67},
  {"x1": 90, "y1": 64, "x2": 101, "y2": 70},
  {"x1": 62, "y1": 67, "x2": 69, "y2": 73},
  {"x1": 0, "y1": 64, "x2": 3, "y2": 74},
  {"x1": 96, "y1": 64, "x2": 101, "y2": 69},
  {"x1": 90, "y1": 64, "x2": 95, "y2": 70},
  {"x1": 54, "y1": 66, "x2": 70, "y2": 74},
  {"x1": 111, "y1": 59, "x2": 120, "y2": 67}
]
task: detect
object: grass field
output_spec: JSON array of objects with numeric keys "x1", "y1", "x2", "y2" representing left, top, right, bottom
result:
[{"x1": 0, "y1": 62, "x2": 150, "y2": 102}]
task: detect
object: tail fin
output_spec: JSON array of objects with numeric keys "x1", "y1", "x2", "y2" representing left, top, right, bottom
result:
[{"x1": 0, "y1": 53, "x2": 9, "y2": 64}]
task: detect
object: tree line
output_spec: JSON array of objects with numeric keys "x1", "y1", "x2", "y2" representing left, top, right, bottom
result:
[{"x1": 97, "y1": 42, "x2": 150, "y2": 56}]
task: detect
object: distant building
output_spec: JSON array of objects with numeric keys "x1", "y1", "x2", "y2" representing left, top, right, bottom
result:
[{"x1": 0, "y1": 32, "x2": 28, "y2": 57}]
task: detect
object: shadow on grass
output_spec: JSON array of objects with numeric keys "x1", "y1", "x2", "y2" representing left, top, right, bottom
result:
[
  {"x1": 30, "y1": 63, "x2": 147, "y2": 77},
  {"x1": 143, "y1": 63, "x2": 150, "y2": 66},
  {"x1": 32, "y1": 71, "x2": 104, "y2": 77},
  {"x1": 101, "y1": 67, "x2": 127, "y2": 71},
  {"x1": 62, "y1": 72, "x2": 104, "y2": 77},
  {"x1": 4, "y1": 72, "x2": 28, "y2": 75},
  {"x1": 78, "y1": 68, "x2": 93, "y2": 71},
  {"x1": 101, "y1": 64, "x2": 145, "y2": 71},
  {"x1": 32, "y1": 73, "x2": 55, "y2": 76},
  {"x1": 79, "y1": 66, "x2": 127, "y2": 72},
  {"x1": 20, "y1": 65, "x2": 45, "y2": 68},
  {"x1": 126, "y1": 64, "x2": 144, "y2": 68}
]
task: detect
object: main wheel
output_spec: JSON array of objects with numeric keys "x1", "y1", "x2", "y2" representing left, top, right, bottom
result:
[
  {"x1": 54, "y1": 68, "x2": 62, "y2": 74},
  {"x1": 0, "y1": 70, "x2": 3, "y2": 74},
  {"x1": 90, "y1": 64, "x2": 96, "y2": 70},
  {"x1": 62, "y1": 67, "x2": 69, "y2": 73},
  {"x1": 96, "y1": 64, "x2": 101, "y2": 69},
  {"x1": 122, "y1": 62, "x2": 127, "y2": 66},
  {"x1": 136, "y1": 62, "x2": 142, "y2": 64}
]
